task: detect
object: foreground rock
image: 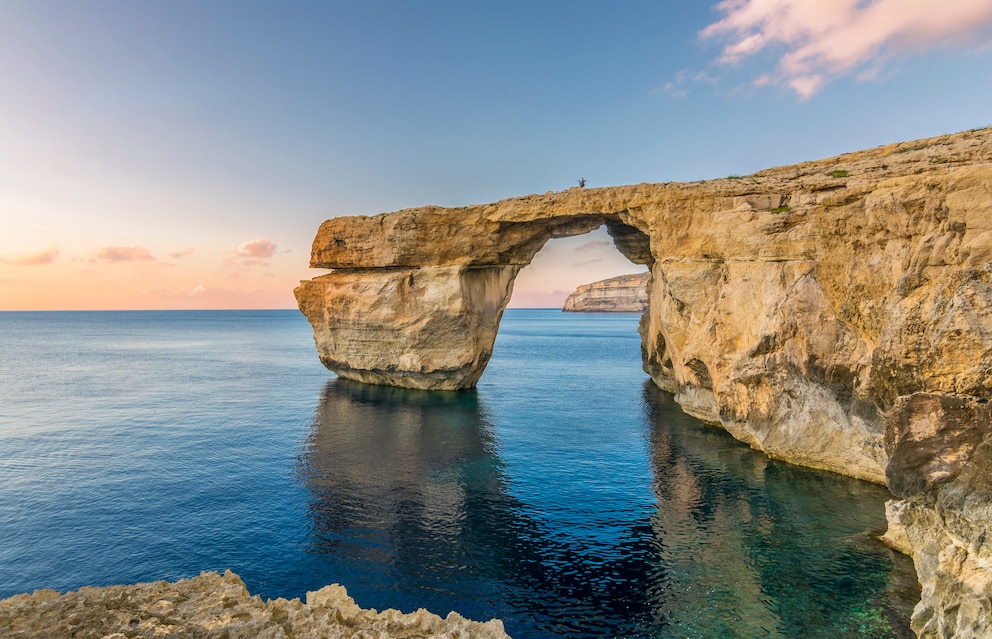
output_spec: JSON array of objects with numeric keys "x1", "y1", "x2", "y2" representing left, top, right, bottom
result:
[
  {"x1": 0, "y1": 570, "x2": 510, "y2": 639},
  {"x1": 562, "y1": 272, "x2": 650, "y2": 312},
  {"x1": 296, "y1": 126, "x2": 992, "y2": 637}
]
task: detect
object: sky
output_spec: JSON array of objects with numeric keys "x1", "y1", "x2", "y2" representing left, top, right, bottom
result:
[{"x1": 2, "y1": 0, "x2": 991, "y2": 310}]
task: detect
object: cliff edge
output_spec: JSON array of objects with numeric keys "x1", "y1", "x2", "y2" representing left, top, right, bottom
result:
[{"x1": 562, "y1": 272, "x2": 650, "y2": 312}]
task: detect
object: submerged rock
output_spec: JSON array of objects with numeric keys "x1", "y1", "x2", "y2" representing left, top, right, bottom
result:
[
  {"x1": 0, "y1": 570, "x2": 510, "y2": 639},
  {"x1": 562, "y1": 272, "x2": 650, "y2": 312}
]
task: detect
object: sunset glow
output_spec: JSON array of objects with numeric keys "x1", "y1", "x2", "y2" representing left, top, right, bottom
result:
[{"x1": 2, "y1": 1, "x2": 990, "y2": 310}]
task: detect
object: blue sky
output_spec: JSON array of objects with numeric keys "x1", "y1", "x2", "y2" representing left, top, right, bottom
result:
[{"x1": 2, "y1": 1, "x2": 991, "y2": 309}]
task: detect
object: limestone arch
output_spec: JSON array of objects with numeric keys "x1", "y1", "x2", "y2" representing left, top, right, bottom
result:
[{"x1": 295, "y1": 205, "x2": 653, "y2": 390}]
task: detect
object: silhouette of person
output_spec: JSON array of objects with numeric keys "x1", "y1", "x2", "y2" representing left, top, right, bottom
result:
[{"x1": 578, "y1": 177, "x2": 586, "y2": 187}]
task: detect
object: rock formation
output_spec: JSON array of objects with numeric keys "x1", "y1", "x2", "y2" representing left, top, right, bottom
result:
[
  {"x1": 562, "y1": 272, "x2": 650, "y2": 312},
  {"x1": 0, "y1": 570, "x2": 509, "y2": 639},
  {"x1": 296, "y1": 126, "x2": 992, "y2": 638}
]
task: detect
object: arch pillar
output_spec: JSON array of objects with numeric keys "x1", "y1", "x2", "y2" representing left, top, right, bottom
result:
[{"x1": 295, "y1": 264, "x2": 519, "y2": 390}]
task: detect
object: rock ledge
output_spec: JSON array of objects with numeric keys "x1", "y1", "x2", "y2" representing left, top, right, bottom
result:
[{"x1": 0, "y1": 570, "x2": 510, "y2": 639}]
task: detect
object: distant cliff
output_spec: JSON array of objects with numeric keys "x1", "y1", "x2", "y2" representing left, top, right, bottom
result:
[{"x1": 562, "y1": 272, "x2": 649, "y2": 312}]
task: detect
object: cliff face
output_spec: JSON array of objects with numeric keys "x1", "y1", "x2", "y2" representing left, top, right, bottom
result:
[
  {"x1": 562, "y1": 272, "x2": 650, "y2": 312},
  {"x1": 296, "y1": 127, "x2": 992, "y2": 637},
  {"x1": 0, "y1": 571, "x2": 509, "y2": 638}
]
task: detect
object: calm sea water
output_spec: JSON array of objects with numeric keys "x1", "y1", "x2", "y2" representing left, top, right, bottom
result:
[{"x1": 0, "y1": 309, "x2": 917, "y2": 638}]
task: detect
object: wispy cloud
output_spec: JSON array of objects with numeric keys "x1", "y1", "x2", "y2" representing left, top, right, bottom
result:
[
  {"x1": 0, "y1": 245, "x2": 60, "y2": 265},
  {"x1": 575, "y1": 240, "x2": 612, "y2": 252},
  {"x1": 235, "y1": 238, "x2": 277, "y2": 259},
  {"x1": 653, "y1": 69, "x2": 719, "y2": 98},
  {"x1": 700, "y1": 0, "x2": 992, "y2": 98},
  {"x1": 169, "y1": 248, "x2": 195, "y2": 259},
  {"x1": 227, "y1": 238, "x2": 278, "y2": 267},
  {"x1": 139, "y1": 284, "x2": 207, "y2": 298},
  {"x1": 138, "y1": 283, "x2": 279, "y2": 307},
  {"x1": 572, "y1": 258, "x2": 604, "y2": 267},
  {"x1": 94, "y1": 245, "x2": 156, "y2": 262}
]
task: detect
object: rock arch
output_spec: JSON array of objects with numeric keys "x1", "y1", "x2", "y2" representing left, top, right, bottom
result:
[
  {"x1": 297, "y1": 128, "x2": 992, "y2": 637},
  {"x1": 295, "y1": 199, "x2": 652, "y2": 391}
]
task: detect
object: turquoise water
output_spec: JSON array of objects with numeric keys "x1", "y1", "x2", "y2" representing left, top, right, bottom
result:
[{"x1": 0, "y1": 310, "x2": 917, "y2": 637}]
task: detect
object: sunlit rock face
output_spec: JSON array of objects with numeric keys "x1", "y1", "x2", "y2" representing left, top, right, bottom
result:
[
  {"x1": 562, "y1": 272, "x2": 650, "y2": 312},
  {"x1": 0, "y1": 570, "x2": 510, "y2": 638},
  {"x1": 297, "y1": 127, "x2": 992, "y2": 637},
  {"x1": 295, "y1": 265, "x2": 518, "y2": 390}
]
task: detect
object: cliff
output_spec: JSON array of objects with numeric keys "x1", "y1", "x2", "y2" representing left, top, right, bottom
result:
[
  {"x1": 296, "y1": 126, "x2": 992, "y2": 638},
  {"x1": 562, "y1": 272, "x2": 650, "y2": 312},
  {"x1": 0, "y1": 571, "x2": 509, "y2": 638}
]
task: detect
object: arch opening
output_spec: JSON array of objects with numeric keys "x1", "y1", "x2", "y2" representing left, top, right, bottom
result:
[{"x1": 507, "y1": 225, "x2": 649, "y2": 309}]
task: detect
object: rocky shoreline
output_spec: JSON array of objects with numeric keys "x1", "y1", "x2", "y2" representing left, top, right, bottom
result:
[{"x1": 0, "y1": 571, "x2": 510, "y2": 639}]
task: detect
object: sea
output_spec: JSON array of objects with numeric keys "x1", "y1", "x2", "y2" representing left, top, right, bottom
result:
[{"x1": 0, "y1": 309, "x2": 918, "y2": 638}]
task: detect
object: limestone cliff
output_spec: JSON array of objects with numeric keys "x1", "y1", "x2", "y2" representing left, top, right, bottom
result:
[
  {"x1": 562, "y1": 272, "x2": 650, "y2": 312},
  {"x1": 0, "y1": 571, "x2": 509, "y2": 638},
  {"x1": 296, "y1": 126, "x2": 992, "y2": 637}
]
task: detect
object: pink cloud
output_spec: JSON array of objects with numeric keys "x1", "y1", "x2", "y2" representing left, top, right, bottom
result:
[
  {"x1": 95, "y1": 246, "x2": 156, "y2": 262},
  {"x1": 0, "y1": 245, "x2": 60, "y2": 265},
  {"x1": 169, "y1": 248, "x2": 195, "y2": 259},
  {"x1": 235, "y1": 238, "x2": 277, "y2": 259},
  {"x1": 701, "y1": 0, "x2": 992, "y2": 98}
]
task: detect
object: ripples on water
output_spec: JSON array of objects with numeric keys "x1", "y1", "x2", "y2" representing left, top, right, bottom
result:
[{"x1": 0, "y1": 310, "x2": 917, "y2": 637}]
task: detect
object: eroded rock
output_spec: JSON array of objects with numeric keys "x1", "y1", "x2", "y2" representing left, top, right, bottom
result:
[
  {"x1": 0, "y1": 570, "x2": 510, "y2": 639},
  {"x1": 295, "y1": 265, "x2": 517, "y2": 390},
  {"x1": 296, "y1": 126, "x2": 992, "y2": 637},
  {"x1": 884, "y1": 393, "x2": 992, "y2": 638}
]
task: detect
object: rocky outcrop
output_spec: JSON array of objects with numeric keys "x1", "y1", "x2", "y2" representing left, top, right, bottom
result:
[
  {"x1": 562, "y1": 272, "x2": 650, "y2": 312},
  {"x1": 296, "y1": 126, "x2": 992, "y2": 637},
  {"x1": 884, "y1": 394, "x2": 992, "y2": 638},
  {"x1": 0, "y1": 570, "x2": 509, "y2": 638}
]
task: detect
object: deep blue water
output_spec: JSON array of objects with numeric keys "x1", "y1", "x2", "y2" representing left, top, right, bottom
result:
[{"x1": 0, "y1": 309, "x2": 917, "y2": 637}]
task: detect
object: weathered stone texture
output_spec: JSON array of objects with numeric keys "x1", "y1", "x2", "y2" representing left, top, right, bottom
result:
[
  {"x1": 296, "y1": 265, "x2": 517, "y2": 390},
  {"x1": 296, "y1": 126, "x2": 992, "y2": 637},
  {"x1": 884, "y1": 393, "x2": 992, "y2": 638},
  {"x1": 0, "y1": 570, "x2": 509, "y2": 638}
]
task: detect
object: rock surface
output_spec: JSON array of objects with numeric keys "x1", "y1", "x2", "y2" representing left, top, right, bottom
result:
[
  {"x1": 0, "y1": 570, "x2": 510, "y2": 639},
  {"x1": 296, "y1": 126, "x2": 992, "y2": 637},
  {"x1": 562, "y1": 272, "x2": 650, "y2": 312}
]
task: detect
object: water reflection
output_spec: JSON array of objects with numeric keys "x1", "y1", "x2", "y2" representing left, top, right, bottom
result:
[
  {"x1": 298, "y1": 377, "x2": 918, "y2": 638},
  {"x1": 643, "y1": 382, "x2": 918, "y2": 638},
  {"x1": 298, "y1": 378, "x2": 663, "y2": 637},
  {"x1": 298, "y1": 379, "x2": 513, "y2": 612}
]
